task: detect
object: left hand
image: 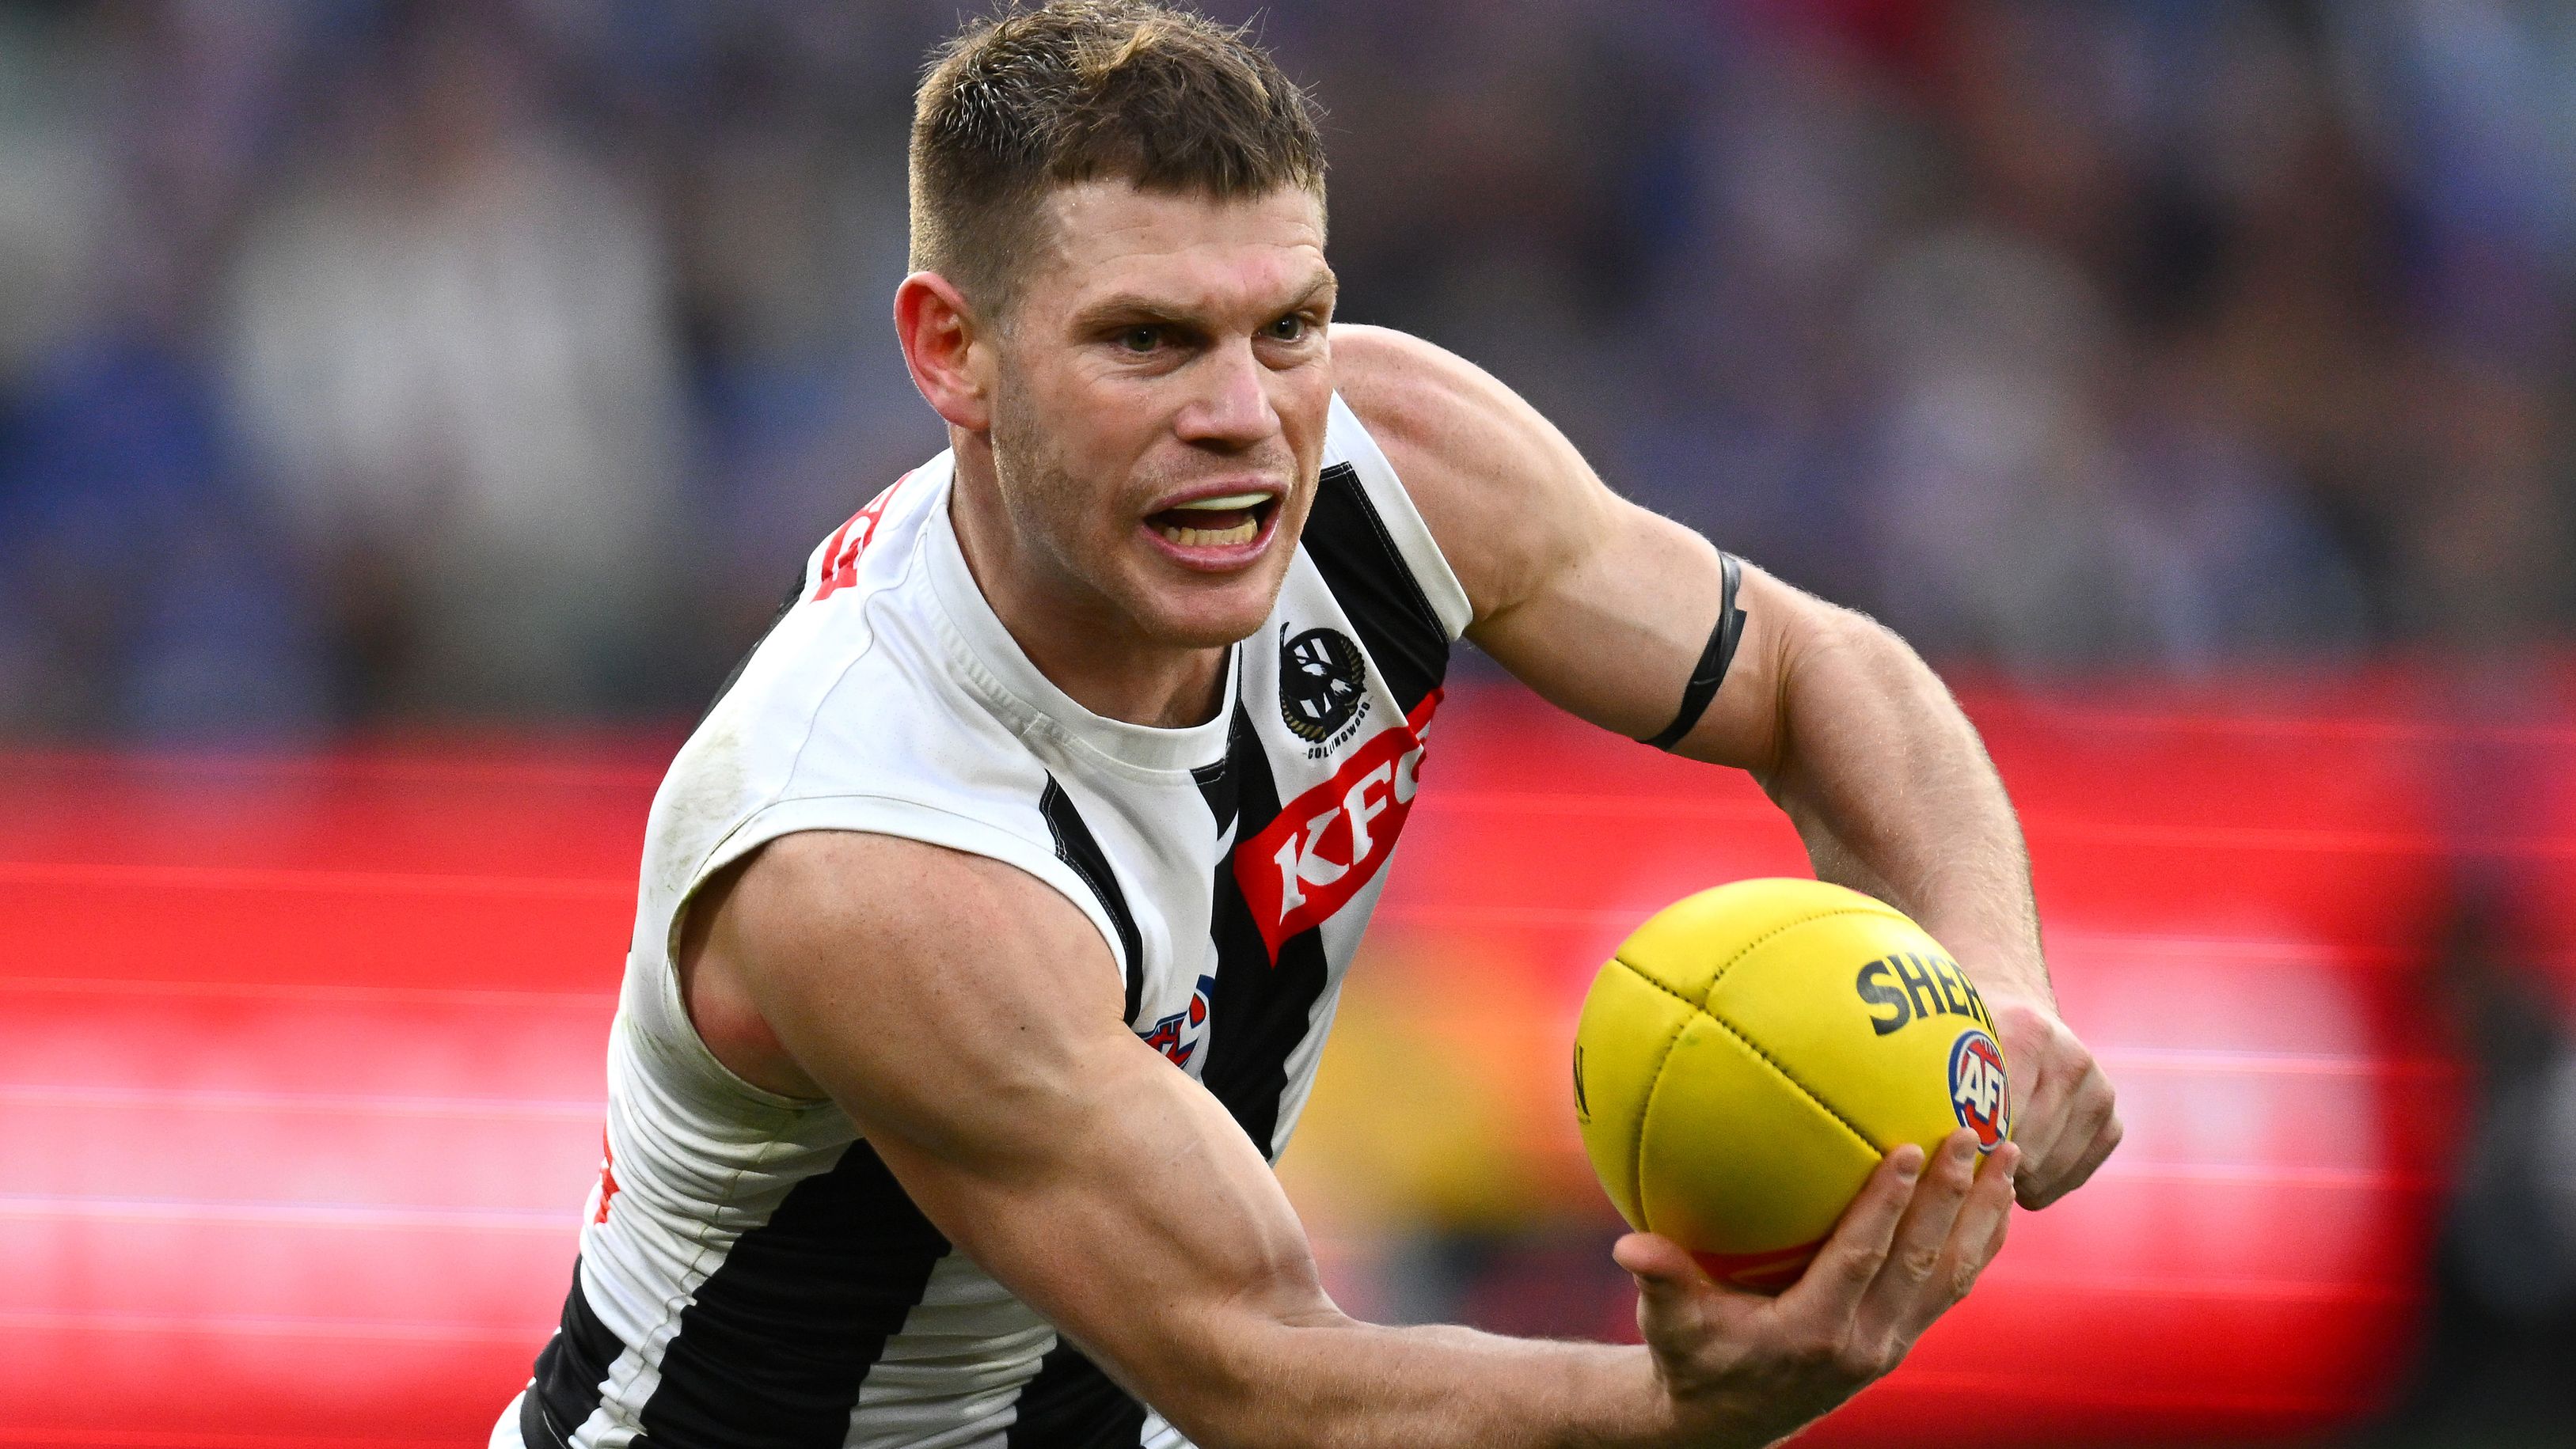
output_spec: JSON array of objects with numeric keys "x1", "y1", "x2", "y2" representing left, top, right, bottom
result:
[{"x1": 1985, "y1": 992, "x2": 2121, "y2": 1209}]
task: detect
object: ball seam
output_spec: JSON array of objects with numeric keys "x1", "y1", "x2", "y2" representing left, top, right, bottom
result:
[
  {"x1": 1625, "y1": 1009, "x2": 1698, "y2": 1230},
  {"x1": 1612, "y1": 954, "x2": 1886, "y2": 1159},
  {"x1": 1610, "y1": 902, "x2": 1902, "y2": 1233},
  {"x1": 1693, "y1": 1008, "x2": 1886, "y2": 1154},
  {"x1": 1615, "y1": 905, "x2": 1895, "y2": 1009}
]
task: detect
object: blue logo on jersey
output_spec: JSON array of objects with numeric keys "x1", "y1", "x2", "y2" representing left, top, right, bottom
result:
[{"x1": 1140, "y1": 974, "x2": 1218, "y2": 1067}]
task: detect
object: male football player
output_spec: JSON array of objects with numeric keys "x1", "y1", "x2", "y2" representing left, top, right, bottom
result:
[{"x1": 501, "y1": 4, "x2": 2121, "y2": 1445}]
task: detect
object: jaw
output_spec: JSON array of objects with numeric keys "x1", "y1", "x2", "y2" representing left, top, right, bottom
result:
[{"x1": 1105, "y1": 547, "x2": 1297, "y2": 651}]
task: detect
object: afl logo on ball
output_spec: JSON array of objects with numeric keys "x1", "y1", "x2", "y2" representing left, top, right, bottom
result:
[
  {"x1": 1947, "y1": 1029, "x2": 2010, "y2": 1151},
  {"x1": 1279, "y1": 625, "x2": 1369, "y2": 749}
]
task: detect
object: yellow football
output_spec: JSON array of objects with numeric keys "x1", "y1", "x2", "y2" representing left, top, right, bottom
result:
[{"x1": 1571, "y1": 878, "x2": 2011, "y2": 1293}]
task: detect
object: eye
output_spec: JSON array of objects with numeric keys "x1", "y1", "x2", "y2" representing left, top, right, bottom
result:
[
  {"x1": 1266, "y1": 314, "x2": 1309, "y2": 342},
  {"x1": 1119, "y1": 326, "x2": 1163, "y2": 354}
]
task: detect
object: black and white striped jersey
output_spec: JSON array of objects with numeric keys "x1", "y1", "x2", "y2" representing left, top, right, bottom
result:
[{"x1": 501, "y1": 395, "x2": 1470, "y2": 1449}]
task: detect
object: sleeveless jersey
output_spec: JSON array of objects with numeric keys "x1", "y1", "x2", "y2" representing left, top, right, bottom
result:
[{"x1": 505, "y1": 395, "x2": 1470, "y2": 1449}]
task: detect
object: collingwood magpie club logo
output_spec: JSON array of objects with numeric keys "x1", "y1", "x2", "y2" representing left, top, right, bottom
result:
[{"x1": 1279, "y1": 624, "x2": 1370, "y2": 755}]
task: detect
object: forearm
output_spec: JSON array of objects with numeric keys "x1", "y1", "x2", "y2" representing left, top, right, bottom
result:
[
  {"x1": 1726, "y1": 613, "x2": 2047, "y2": 1004},
  {"x1": 1165, "y1": 1315, "x2": 1717, "y2": 1449},
  {"x1": 856, "y1": 1045, "x2": 1723, "y2": 1449},
  {"x1": 1157, "y1": 1153, "x2": 2004, "y2": 1449}
]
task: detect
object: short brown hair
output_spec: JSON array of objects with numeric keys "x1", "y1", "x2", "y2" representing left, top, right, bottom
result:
[{"x1": 910, "y1": 1, "x2": 1327, "y2": 316}]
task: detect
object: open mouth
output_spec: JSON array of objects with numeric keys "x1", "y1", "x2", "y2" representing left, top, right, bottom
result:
[{"x1": 1145, "y1": 491, "x2": 1278, "y2": 550}]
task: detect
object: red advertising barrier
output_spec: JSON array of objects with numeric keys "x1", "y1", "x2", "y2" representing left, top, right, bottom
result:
[{"x1": 0, "y1": 675, "x2": 2524, "y2": 1447}]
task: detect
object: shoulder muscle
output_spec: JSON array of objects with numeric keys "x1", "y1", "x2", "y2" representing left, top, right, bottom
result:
[
  {"x1": 1332, "y1": 324, "x2": 1619, "y2": 630},
  {"x1": 1332, "y1": 324, "x2": 1807, "y2": 762}
]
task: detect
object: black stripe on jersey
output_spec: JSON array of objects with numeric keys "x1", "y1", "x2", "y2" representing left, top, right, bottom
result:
[
  {"x1": 522, "y1": 1260, "x2": 623, "y2": 1449},
  {"x1": 1041, "y1": 776, "x2": 1146, "y2": 1026},
  {"x1": 1191, "y1": 756, "x2": 1237, "y2": 837},
  {"x1": 1005, "y1": 1341, "x2": 1149, "y2": 1447},
  {"x1": 1195, "y1": 701, "x2": 1335, "y2": 1159},
  {"x1": 1301, "y1": 461, "x2": 1449, "y2": 714},
  {"x1": 631, "y1": 1140, "x2": 948, "y2": 1448}
]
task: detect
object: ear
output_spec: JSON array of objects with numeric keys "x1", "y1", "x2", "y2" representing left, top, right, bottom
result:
[{"x1": 895, "y1": 271, "x2": 994, "y2": 434}]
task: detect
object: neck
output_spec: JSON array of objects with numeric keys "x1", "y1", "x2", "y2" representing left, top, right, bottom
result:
[{"x1": 947, "y1": 439, "x2": 1230, "y2": 730}]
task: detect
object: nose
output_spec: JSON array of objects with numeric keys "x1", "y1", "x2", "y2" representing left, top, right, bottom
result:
[{"x1": 1173, "y1": 339, "x2": 1280, "y2": 453}]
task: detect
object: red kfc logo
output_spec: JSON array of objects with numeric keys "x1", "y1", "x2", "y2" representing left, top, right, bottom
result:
[{"x1": 1234, "y1": 691, "x2": 1439, "y2": 960}]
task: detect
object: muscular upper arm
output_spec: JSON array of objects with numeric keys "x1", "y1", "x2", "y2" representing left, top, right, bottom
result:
[
  {"x1": 1332, "y1": 324, "x2": 1859, "y2": 773},
  {"x1": 695, "y1": 831, "x2": 1333, "y2": 1428}
]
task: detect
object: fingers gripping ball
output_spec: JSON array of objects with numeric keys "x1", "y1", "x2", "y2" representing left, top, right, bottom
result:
[{"x1": 1572, "y1": 879, "x2": 2011, "y2": 1293}]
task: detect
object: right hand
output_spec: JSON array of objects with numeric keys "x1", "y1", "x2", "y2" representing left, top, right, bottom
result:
[{"x1": 1614, "y1": 1130, "x2": 2019, "y2": 1448}]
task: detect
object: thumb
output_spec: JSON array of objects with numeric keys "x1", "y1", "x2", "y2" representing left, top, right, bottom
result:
[
  {"x1": 1616, "y1": 1232, "x2": 1716, "y2": 1341},
  {"x1": 1615, "y1": 1231, "x2": 1704, "y2": 1288}
]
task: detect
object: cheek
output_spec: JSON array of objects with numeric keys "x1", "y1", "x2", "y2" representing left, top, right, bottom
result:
[
  {"x1": 998, "y1": 372, "x2": 1108, "y2": 511},
  {"x1": 1028, "y1": 364, "x2": 1153, "y2": 462},
  {"x1": 1021, "y1": 424, "x2": 1145, "y2": 567},
  {"x1": 1274, "y1": 362, "x2": 1336, "y2": 442},
  {"x1": 1277, "y1": 352, "x2": 1339, "y2": 414}
]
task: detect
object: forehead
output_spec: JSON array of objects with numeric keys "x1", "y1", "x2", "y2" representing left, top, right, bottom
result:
[{"x1": 1028, "y1": 180, "x2": 1328, "y2": 318}]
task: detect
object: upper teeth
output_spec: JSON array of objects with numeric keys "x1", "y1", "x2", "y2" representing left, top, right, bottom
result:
[
  {"x1": 1171, "y1": 492, "x2": 1268, "y2": 511},
  {"x1": 1157, "y1": 519, "x2": 1258, "y2": 547}
]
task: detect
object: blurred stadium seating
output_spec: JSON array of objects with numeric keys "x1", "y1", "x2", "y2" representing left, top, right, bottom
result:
[{"x1": 0, "y1": 673, "x2": 2529, "y2": 1447}]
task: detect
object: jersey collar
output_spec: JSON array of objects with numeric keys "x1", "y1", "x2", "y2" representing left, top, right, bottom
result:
[{"x1": 921, "y1": 456, "x2": 1239, "y2": 777}]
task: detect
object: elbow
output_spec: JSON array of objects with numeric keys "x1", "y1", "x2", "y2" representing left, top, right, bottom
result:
[
  {"x1": 1758, "y1": 603, "x2": 1940, "y2": 796},
  {"x1": 1162, "y1": 1390, "x2": 1273, "y2": 1449},
  {"x1": 1783, "y1": 602, "x2": 1940, "y2": 716},
  {"x1": 1151, "y1": 1326, "x2": 1267, "y2": 1449},
  {"x1": 1147, "y1": 1307, "x2": 1358, "y2": 1449},
  {"x1": 1803, "y1": 601, "x2": 1917, "y2": 674}
]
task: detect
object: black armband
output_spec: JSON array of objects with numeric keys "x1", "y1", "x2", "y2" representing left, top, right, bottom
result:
[{"x1": 1639, "y1": 552, "x2": 1745, "y2": 752}]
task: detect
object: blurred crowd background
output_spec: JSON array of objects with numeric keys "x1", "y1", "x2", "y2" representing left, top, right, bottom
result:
[
  {"x1": 5, "y1": 0, "x2": 2576, "y2": 1443},
  {"x1": 7, "y1": 0, "x2": 2575, "y2": 737}
]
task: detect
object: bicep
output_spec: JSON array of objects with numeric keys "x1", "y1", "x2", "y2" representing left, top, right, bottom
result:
[
  {"x1": 1471, "y1": 507, "x2": 1827, "y2": 774},
  {"x1": 706, "y1": 832, "x2": 1329, "y2": 1412},
  {"x1": 1335, "y1": 324, "x2": 1824, "y2": 772}
]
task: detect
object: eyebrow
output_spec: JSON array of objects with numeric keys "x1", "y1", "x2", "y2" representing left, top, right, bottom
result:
[{"x1": 1070, "y1": 268, "x2": 1339, "y2": 332}]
